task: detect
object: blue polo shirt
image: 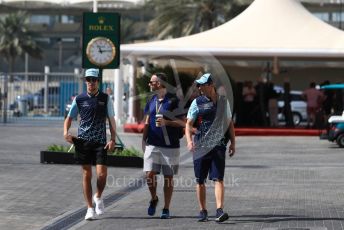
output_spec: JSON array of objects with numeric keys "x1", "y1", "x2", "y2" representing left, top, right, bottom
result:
[
  {"x1": 144, "y1": 93, "x2": 183, "y2": 148},
  {"x1": 68, "y1": 91, "x2": 114, "y2": 144}
]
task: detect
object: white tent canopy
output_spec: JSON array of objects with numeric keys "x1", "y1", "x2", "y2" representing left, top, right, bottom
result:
[{"x1": 122, "y1": 0, "x2": 344, "y2": 58}]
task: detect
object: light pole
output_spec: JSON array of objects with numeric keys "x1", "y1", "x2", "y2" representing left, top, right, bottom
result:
[{"x1": 93, "y1": 0, "x2": 98, "y2": 13}]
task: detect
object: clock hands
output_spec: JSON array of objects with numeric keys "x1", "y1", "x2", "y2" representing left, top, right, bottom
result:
[
  {"x1": 97, "y1": 46, "x2": 103, "y2": 54},
  {"x1": 97, "y1": 46, "x2": 112, "y2": 53}
]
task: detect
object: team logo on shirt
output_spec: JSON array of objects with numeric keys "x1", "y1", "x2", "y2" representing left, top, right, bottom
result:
[
  {"x1": 98, "y1": 101, "x2": 105, "y2": 106},
  {"x1": 199, "y1": 102, "x2": 213, "y2": 110},
  {"x1": 81, "y1": 101, "x2": 89, "y2": 107}
]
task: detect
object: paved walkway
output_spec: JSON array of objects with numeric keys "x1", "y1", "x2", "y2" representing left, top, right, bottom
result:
[{"x1": 1, "y1": 121, "x2": 344, "y2": 230}]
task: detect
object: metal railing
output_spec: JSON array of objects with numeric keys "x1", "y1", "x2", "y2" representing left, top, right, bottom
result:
[{"x1": 0, "y1": 67, "x2": 82, "y2": 123}]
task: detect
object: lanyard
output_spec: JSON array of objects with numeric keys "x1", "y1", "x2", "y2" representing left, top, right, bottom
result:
[{"x1": 155, "y1": 99, "x2": 163, "y2": 114}]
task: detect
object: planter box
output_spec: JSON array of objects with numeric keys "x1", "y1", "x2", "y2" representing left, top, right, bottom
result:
[
  {"x1": 40, "y1": 151, "x2": 143, "y2": 168},
  {"x1": 40, "y1": 151, "x2": 75, "y2": 164}
]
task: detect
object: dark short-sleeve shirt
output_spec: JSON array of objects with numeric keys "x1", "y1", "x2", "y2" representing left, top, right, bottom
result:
[
  {"x1": 145, "y1": 93, "x2": 183, "y2": 148},
  {"x1": 68, "y1": 91, "x2": 111, "y2": 144}
]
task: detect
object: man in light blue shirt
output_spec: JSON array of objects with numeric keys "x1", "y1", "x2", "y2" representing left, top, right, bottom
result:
[{"x1": 185, "y1": 73, "x2": 235, "y2": 223}]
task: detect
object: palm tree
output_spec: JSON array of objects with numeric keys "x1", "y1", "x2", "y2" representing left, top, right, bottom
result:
[
  {"x1": 0, "y1": 11, "x2": 42, "y2": 81},
  {"x1": 0, "y1": 11, "x2": 42, "y2": 123},
  {"x1": 145, "y1": 0, "x2": 252, "y2": 40}
]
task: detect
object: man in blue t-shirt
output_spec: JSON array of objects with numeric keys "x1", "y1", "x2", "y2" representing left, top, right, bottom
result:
[
  {"x1": 63, "y1": 68, "x2": 116, "y2": 220},
  {"x1": 142, "y1": 72, "x2": 185, "y2": 219},
  {"x1": 185, "y1": 73, "x2": 235, "y2": 223}
]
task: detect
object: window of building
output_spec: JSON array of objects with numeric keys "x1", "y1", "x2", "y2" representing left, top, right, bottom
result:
[
  {"x1": 30, "y1": 15, "x2": 50, "y2": 24},
  {"x1": 332, "y1": 12, "x2": 344, "y2": 22},
  {"x1": 313, "y1": 12, "x2": 329, "y2": 21},
  {"x1": 61, "y1": 38, "x2": 76, "y2": 42},
  {"x1": 61, "y1": 15, "x2": 75, "y2": 24}
]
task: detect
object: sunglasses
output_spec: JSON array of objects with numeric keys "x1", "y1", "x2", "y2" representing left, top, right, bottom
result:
[
  {"x1": 85, "y1": 77, "x2": 98, "y2": 83},
  {"x1": 149, "y1": 80, "x2": 158, "y2": 84}
]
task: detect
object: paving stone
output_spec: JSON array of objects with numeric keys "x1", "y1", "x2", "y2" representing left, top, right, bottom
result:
[{"x1": 2, "y1": 122, "x2": 344, "y2": 230}]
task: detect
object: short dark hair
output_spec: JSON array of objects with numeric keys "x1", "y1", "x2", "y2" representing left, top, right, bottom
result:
[
  {"x1": 154, "y1": 72, "x2": 167, "y2": 87},
  {"x1": 155, "y1": 72, "x2": 167, "y2": 82}
]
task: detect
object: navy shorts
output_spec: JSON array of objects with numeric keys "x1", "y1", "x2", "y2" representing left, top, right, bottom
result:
[
  {"x1": 193, "y1": 147, "x2": 226, "y2": 184},
  {"x1": 73, "y1": 138, "x2": 107, "y2": 165}
]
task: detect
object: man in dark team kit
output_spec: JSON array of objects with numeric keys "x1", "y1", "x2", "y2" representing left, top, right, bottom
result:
[
  {"x1": 64, "y1": 68, "x2": 116, "y2": 220},
  {"x1": 185, "y1": 73, "x2": 236, "y2": 223}
]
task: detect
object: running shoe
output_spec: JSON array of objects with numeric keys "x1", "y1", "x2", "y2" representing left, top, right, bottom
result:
[
  {"x1": 93, "y1": 194, "x2": 105, "y2": 215},
  {"x1": 215, "y1": 208, "x2": 229, "y2": 223},
  {"x1": 198, "y1": 209, "x2": 208, "y2": 222},
  {"x1": 85, "y1": 207, "x2": 95, "y2": 220},
  {"x1": 160, "y1": 208, "x2": 170, "y2": 219},
  {"x1": 147, "y1": 196, "x2": 159, "y2": 216}
]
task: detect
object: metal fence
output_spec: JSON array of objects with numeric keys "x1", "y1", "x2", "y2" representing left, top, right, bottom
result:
[{"x1": 0, "y1": 68, "x2": 82, "y2": 123}]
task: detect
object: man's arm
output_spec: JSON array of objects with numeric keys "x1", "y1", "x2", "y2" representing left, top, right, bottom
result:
[
  {"x1": 104, "y1": 96, "x2": 116, "y2": 151},
  {"x1": 228, "y1": 119, "x2": 235, "y2": 157},
  {"x1": 185, "y1": 99, "x2": 198, "y2": 152},
  {"x1": 63, "y1": 117, "x2": 75, "y2": 144},
  {"x1": 142, "y1": 115, "x2": 149, "y2": 152},
  {"x1": 185, "y1": 118, "x2": 194, "y2": 152},
  {"x1": 104, "y1": 116, "x2": 116, "y2": 151},
  {"x1": 159, "y1": 117, "x2": 186, "y2": 127},
  {"x1": 108, "y1": 116, "x2": 116, "y2": 141},
  {"x1": 63, "y1": 97, "x2": 78, "y2": 144}
]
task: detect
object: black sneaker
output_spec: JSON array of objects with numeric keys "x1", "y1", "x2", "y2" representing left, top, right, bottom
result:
[
  {"x1": 160, "y1": 208, "x2": 170, "y2": 219},
  {"x1": 198, "y1": 209, "x2": 208, "y2": 222},
  {"x1": 147, "y1": 196, "x2": 159, "y2": 216},
  {"x1": 215, "y1": 208, "x2": 229, "y2": 223}
]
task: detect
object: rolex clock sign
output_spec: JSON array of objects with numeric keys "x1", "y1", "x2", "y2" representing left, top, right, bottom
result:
[{"x1": 83, "y1": 13, "x2": 120, "y2": 69}]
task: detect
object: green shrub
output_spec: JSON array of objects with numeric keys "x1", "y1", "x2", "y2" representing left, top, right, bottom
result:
[
  {"x1": 110, "y1": 147, "x2": 143, "y2": 158},
  {"x1": 46, "y1": 145, "x2": 143, "y2": 158},
  {"x1": 47, "y1": 144, "x2": 74, "y2": 153}
]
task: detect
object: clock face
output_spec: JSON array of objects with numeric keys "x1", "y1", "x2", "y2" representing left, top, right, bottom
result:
[{"x1": 86, "y1": 37, "x2": 116, "y2": 67}]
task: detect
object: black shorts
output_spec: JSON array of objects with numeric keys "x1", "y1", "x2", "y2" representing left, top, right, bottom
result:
[
  {"x1": 73, "y1": 138, "x2": 107, "y2": 165},
  {"x1": 193, "y1": 147, "x2": 226, "y2": 184}
]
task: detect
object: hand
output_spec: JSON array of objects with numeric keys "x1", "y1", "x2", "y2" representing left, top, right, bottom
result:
[
  {"x1": 64, "y1": 133, "x2": 75, "y2": 144},
  {"x1": 187, "y1": 141, "x2": 194, "y2": 152},
  {"x1": 228, "y1": 143, "x2": 235, "y2": 157},
  {"x1": 156, "y1": 117, "x2": 166, "y2": 127},
  {"x1": 104, "y1": 140, "x2": 115, "y2": 152}
]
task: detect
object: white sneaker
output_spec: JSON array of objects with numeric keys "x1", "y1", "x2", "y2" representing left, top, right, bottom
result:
[
  {"x1": 93, "y1": 194, "x2": 105, "y2": 215},
  {"x1": 85, "y1": 207, "x2": 95, "y2": 220}
]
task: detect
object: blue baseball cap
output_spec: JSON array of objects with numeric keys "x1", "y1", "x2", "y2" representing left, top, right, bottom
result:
[
  {"x1": 195, "y1": 73, "x2": 213, "y2": 86},
  {"x1": 85, "y1": 68, "x2": 99, "y2": 78}
]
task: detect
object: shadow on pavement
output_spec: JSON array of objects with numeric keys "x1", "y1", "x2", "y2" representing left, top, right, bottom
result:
[{"x1": 229, "y1": 214, "x2": 344, "y2": 224}]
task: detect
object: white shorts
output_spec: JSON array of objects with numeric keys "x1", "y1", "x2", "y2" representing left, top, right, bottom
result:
[{"x1": 143, "y1": 145, "x2": 180, "y2": 175}]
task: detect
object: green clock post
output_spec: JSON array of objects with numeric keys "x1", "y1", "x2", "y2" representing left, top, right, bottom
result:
[{"x1": 82, "y1": 12, "x2": 120, "y2": 86}]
